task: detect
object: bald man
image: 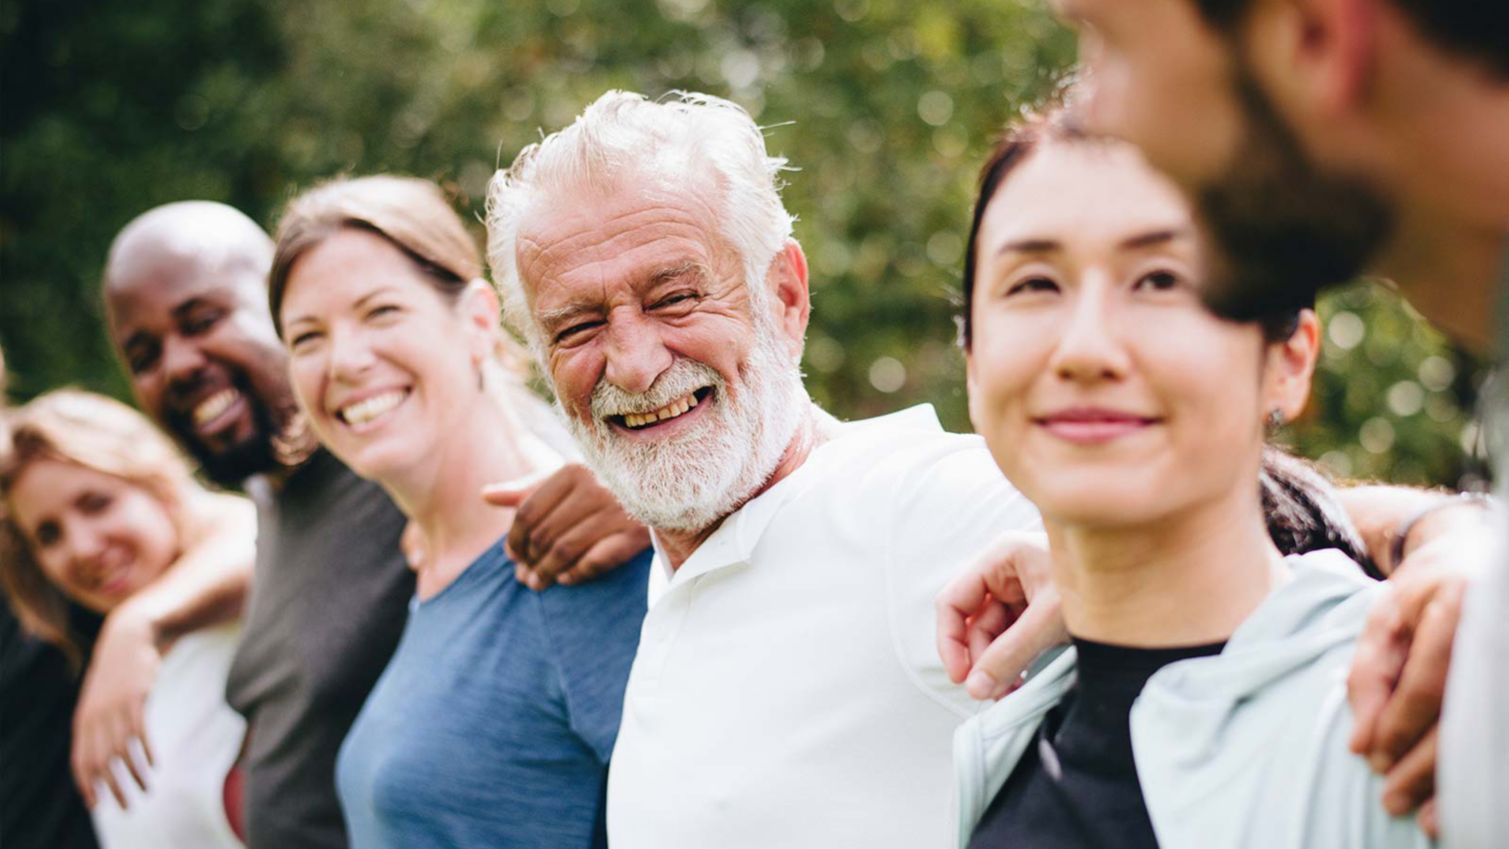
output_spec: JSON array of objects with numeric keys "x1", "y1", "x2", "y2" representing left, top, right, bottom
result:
[
  {"x1": 94, "y1": 202, "x2": 407, "y2": 849},
  {"x1": 98, "y1": 201, "x2": 647, "y2": 849}
]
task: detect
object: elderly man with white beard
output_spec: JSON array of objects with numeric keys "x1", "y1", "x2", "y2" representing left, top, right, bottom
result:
[{"x1": 484, "y1": 90, "x2": 1043, "y2": 849}]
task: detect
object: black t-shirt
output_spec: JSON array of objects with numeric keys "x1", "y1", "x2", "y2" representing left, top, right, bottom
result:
[
  {"x1": 224, "y1": 449, "x2": 412, "y2": 849},
  {"x1": 0, "y1": 601, "x2": 101, "y2": 849},
  {"x1": 968, "y1": 638, "x2": 1226, "y2": 849}
]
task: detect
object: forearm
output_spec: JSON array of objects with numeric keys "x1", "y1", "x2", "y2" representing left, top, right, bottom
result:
[
  {"x1": 123, "y1": 493, "x2": 256, "y2": 644},
  {"x1": 1337, "y1": 484, "x2": 1490, "y2": 576}
]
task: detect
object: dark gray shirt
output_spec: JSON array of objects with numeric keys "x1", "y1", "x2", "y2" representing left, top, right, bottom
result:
[{"x1": 225, "y1": 449, "x2": 411, "y2": 849}]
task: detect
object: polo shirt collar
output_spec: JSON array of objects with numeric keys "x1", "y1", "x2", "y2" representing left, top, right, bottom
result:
[{"x1": 645, "y1": 404, "x2": 946, "y2": 604}]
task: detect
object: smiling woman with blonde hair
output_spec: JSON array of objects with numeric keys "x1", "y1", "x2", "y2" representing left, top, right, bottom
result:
[{"x1": 1, "y1": 389, "x2": 251, "y2": 849}]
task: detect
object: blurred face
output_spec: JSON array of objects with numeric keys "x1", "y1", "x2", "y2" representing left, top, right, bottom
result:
[
  {"x1": 515, "y1": 176, "x2": 806, "y2": 533},
  {"x1": 9, "y1": 459, "x2": 178, "y2": 614},
  {"x1": 966, "y1": 142, "x2": 1295, "y2": 529},
  {"x1": 1052, "y1": 0, "x2": 1243, "y2": 191},
  {"x1": 106, "y1": 246, "x2": 295, "y2": 486},
  {"x1": 280, "y1": 228, "x2": 484, "y2": 485},
  {"x1": 1054, "y1": 0, "x2": 1391, "y2": 319}
]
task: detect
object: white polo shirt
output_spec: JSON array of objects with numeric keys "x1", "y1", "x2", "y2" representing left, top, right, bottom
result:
[{"x1": 607, "y1": 405, "x2": 1040, "y2": 849}]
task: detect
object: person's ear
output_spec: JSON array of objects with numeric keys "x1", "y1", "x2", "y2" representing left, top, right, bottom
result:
[
  {"x1": 1244, "y1": 0, "x2": 1377, "y2": 117},
  {"x1": 460, "y1": 280, "x2": 503, "y2": 366},
  {"x1": 1263, "y1": 309, "x2": 1320, "y2": 424},
  {"x1": 765, "y1": 240, "x2": 811, "y2": 359}
]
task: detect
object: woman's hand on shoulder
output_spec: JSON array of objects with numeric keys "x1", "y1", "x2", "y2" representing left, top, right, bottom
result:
[
  {"x1": 935, "y1": 530, "x2": 1067, "y2": 701},
  {"x1": 71, "y1": 597, "x2": 162, "y2": 809},
  {"x1": 1347, "y1": 508, "x2": 1494, "y2": 839}
]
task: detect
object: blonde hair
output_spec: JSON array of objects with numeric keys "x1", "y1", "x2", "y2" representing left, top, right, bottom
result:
[{"x1": 0, "y1": 390, "x2": 206, "y2": 667}]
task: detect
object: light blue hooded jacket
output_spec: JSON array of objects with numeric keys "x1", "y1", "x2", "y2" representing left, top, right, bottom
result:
[{"x1": 953, "y1": 550, "x2": 1435, "y2": 849}]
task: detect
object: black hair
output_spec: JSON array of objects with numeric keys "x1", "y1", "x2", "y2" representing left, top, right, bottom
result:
[
  {"x1": 1190, "y1": 0, "x2": 1509, "y2": 78},
  {"x1": 960, "y1": 112, "x2": 1302, "y2": 349},
  {"x1": 1261, "y1": 448, "x2": 1378, "y2": 576},
  {"x1": 962, "y1": 111, "x2": 1374, "y2": 576}
]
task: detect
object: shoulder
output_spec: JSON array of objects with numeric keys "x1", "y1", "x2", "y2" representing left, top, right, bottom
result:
[
  {"x1": 817, "y1": 406, "x2": 1032, "y2": 518},
  {"x1": 533, "y1": 547, "x2": 652, "y2": 633}
]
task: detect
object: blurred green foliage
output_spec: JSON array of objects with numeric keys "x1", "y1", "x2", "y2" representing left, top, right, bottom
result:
[{"x1": 0, "y1": 0, "x2": 1486, "y2": 487}]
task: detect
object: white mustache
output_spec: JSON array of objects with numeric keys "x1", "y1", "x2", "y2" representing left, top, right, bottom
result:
[{"x1": 589, "y1": 359, "x2": 723, "y2": 420}]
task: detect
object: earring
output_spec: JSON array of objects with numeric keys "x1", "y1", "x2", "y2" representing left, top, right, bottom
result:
[{"x1": 1266, "y1": 408, "x2": 1286, "y2": 431}]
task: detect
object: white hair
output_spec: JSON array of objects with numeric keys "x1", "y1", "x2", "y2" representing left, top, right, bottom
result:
[{"x1": 485, "y1": 90, "x2": 794, "y2": 350}]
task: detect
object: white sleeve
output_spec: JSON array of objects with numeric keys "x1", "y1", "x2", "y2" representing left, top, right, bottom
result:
[
  {"x1": 880, "y1": 436, "x2": 1041, "y2": 717},
  {"x1": 1439, "y1": 527, "x2": 1509, "y2": 849}
]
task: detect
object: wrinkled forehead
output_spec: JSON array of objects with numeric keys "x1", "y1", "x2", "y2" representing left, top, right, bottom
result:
[{"x1": 516, "y1": 173, "x2": 728, "y2": 291}]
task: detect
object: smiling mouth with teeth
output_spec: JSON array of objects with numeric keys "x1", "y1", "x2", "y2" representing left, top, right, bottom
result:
[
  {"x1": 192, "y1": 388, "x2": 240, "y2": 427},
  {"x1": 337, "y1": 389, "x2": 410, "y2": 427},
  {"x1": 613, "y1": 388, "x2": 712, "y2": 430}
]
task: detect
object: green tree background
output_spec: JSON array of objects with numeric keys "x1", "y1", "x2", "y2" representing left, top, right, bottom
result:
[{"x1": 0, "y1": 0, "x2": 1488, "y2": 488}]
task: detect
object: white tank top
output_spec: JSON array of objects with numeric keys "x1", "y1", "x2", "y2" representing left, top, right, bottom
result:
[{"x1": 90, "y1": 622, "x2": 246, "y2": 849}]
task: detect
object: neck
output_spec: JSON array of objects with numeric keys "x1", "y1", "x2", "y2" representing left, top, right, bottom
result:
[
  {"x1": 384, "y1": 390, "x2": 557, "y2": 598},
  {"x1": 1371, "y1": 54, "x2": 1509, "y2": 352},
  {"x1": 1373, "y1": 205, "x2": 1504, "y2": 353},
  {"x1": 1048, "y1": 486, "x2": 1287, "y2": 647},
  {"x1": 655, "y1": 403, "x2": 829, "y2": 569}
]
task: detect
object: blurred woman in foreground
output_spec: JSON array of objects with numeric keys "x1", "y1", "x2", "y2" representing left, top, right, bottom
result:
[
  {"x1": 953, "y1": 118, "x2": 1430, "y2": 848},
  {"x1": 1, "y1": 390, "x2": 250, "y2": 849},
  {"x1": 267, "y1": 176, "x2": 651, "y2": 849}
]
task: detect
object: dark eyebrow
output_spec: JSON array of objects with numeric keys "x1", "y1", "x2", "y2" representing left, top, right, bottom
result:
[
  {"x1": 1119, "y1": 229, "x2": 1188, "y2": 251},
  {"x1": 354, "y1": 286, "x2": 399, "y2": 310},
  {"x1": 122, "y1": 330, "x2": 154, "y2": 353},
  {"x1": 995, "y1": 229, "x2": 1191, "y2": 258},
  {"x1": 169, "y1": 296, "x2": 215, "y2": 321},
  {"x1": 996, "y1": 238, "x2": 1061, "y2": 256}
]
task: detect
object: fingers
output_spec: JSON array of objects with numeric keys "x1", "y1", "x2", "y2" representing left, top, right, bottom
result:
[
  {"x1": 965, "y1": 595, "x2": 1068, "y2": 701},
  {"x1": 935, "y1": 531, "x2": 1051, "y2": 686},
  {"x1": 491, "y1": 468, "x2": 573, "y2": 565},
  {"x1": 1347, "y1": 589, "x2": 1407, "y2": 757},
  {"x1": 71, "y1": 732, "x2": 96, "y2": 809},
  {"x1": 72, "y1": 699, "x2": 154, "y2": 809},
  {"x1": 114, "y1": 712, "x2": 150, "y2": 796},
  {"x1": 508, "y1": 466, "x2": 589, "y2": 568},
  {"x1": 1369, "y1": 585, "x2": 1462, "y2": 771},
  {"x1": 561, "y1": 532, "x2": 653, "y2": 586},
  {"x1": 515, "y1": 562, "x2": 548, "y2": 592},
  {"x1": 88, "y1": 718, "x2": 130, "y2": 810},
  {"x1": 102, "y1": 765, "x2": 129, "y2": 811},
  {"x1": 132, "y1": 699, "x2": 154, "y2": 769},
  {"x1": 509, "y1": 465, "x2": 649, "y2": 590},
  {"x1": 525, "y1": 523, "x2": 598, "y2": 587},
  {"x1": 936, "y1": 572, "x2": 993, "y2": 684},
  {"x1": 1416, "y1": 797, "x2": 1439, "y2": 840},
  {"x1": 1381, "y1": 726, "x2": 1437, "y2": 817},
  {"x1": 480, "y1": 467, "x2": 554, "y2": 508}
]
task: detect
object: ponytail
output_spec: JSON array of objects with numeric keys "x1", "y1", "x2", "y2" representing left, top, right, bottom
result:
[{"x1": 1260, "y1": 447, "x2": 1379, "y2": 578}]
